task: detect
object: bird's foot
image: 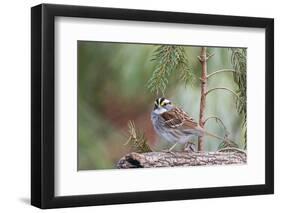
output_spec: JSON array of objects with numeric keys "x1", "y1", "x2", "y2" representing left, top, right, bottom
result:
[{"x1": 184, "y1": 141, "x2": 196, "y2": 153}]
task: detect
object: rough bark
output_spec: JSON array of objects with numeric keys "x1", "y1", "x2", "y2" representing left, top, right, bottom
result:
[
  {"x1": 198, "y1": 47, "x2": 208, "y2": 151},
  {"x1": 117, "y1": 149, "x2": 247, "y2": 169}
]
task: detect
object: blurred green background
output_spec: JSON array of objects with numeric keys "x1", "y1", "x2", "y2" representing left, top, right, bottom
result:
[{"x1": 78, "y1": 41, "x2": 245, "y2": 170}]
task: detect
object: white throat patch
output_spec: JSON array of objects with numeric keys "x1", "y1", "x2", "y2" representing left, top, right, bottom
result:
[{"x1": 153, "y1": 107, "x2": 167, "y2": 115}]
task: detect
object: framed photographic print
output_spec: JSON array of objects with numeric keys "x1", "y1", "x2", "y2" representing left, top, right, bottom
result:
[{"x1": 31, "y1": 3, "x2": 274, "y2": 209}]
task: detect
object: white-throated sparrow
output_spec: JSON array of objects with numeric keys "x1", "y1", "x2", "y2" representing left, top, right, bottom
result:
[{"x1": 151, "y1": 97, "x2": 232, "y2": 151}]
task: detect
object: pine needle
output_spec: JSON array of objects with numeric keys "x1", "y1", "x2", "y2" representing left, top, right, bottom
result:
[
  {"x1": 229, "y1": 48, "x2": 247, "y2": 148},
  {"x1": 147, "y1": 45, "x2": 194, "y2": 95}
]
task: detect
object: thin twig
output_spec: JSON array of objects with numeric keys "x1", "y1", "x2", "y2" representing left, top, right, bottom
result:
[
  {"x1": 197, "y1": 55, "x2": 203, "y2": 62},
  {"x1": 207, "y1": 69, "x2": 236, "y2": 79},
  {"x1": 204, "y1": 116, "x2": 227, "y2": 130},
  {"x1": 204, "y1": 116, "x2": 229, "y2": 137},
  {"x1": 205, "y1": 87, "x2": 239, "y2": 98},
  {"x1": 206, "y1": 52, "x2": 215, "y2": 60}
]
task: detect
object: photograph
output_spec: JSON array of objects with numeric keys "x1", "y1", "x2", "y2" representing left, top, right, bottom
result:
[
  {"x1": 30, "y1": 3, "x2": 274, "y2": 209},
  {"x1": 77, "y1": 41, "x2": 247, "y2": 170}
]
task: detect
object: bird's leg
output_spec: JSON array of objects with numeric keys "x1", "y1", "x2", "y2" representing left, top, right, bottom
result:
[
  {"x1": 162, "y1": 143, "x2": 178, "y2": 156},
  {"x1": 168, "y1": 143, "x2": 178, "y2": 152},
  {"x1": 184, "y1": 141, "x2": 196, "y2": 153}
]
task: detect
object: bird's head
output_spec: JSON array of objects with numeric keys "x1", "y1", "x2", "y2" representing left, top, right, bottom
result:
[{"x1": 153, "y1": 97, "x2": 173, "y2": 114}]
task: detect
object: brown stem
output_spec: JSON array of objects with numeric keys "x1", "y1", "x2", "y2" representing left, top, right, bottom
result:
[{"x1": 198, "y1": 47, "x2": 208, "y2": 151}]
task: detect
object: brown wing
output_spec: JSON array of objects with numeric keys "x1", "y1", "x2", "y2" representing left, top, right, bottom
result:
[{"x1": 161, "y1": 107, "x2": 199, "y2": 129}]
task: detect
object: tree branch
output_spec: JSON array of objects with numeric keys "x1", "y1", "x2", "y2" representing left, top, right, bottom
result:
[
  {"x1": 117, "y1": 150, "x2": 246, "y2": 168},
  {"x1": 207, "y1": 69, "x2": 236, "y2": 79},
  {"x1": 205, "y1": 87, "x2": 239, "y2": 98},
  {"x1": 198, "y1": 47, "x2": 208, "y2": 151},
  {"x1": 204, "y1": 116, "x2": 228, "y2": 134},
  {"x1": 206, "y1": 52, "x2": 215, "y2": 60},
  {"x1": 197, "y1": 55, "x2": 203, "y2": 62},
  {"x1": 204, "y1": 116, "x2": 224, "y2": 125}
]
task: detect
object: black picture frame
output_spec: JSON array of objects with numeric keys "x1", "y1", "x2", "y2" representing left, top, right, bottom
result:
[{"x1": 31, "y1": 3, "x2": 274, "y2": 209}]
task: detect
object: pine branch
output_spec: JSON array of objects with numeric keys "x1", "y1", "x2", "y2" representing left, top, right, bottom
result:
[
  {"x1": 147, "y1": 45, "x2": 193, "y2": 95},
  {"x1": 229, "y1": 48, "x2": 247, "y2": 148},
  {"x1": 125, "y1": 121, "x2": 152, "y2": 153}
]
